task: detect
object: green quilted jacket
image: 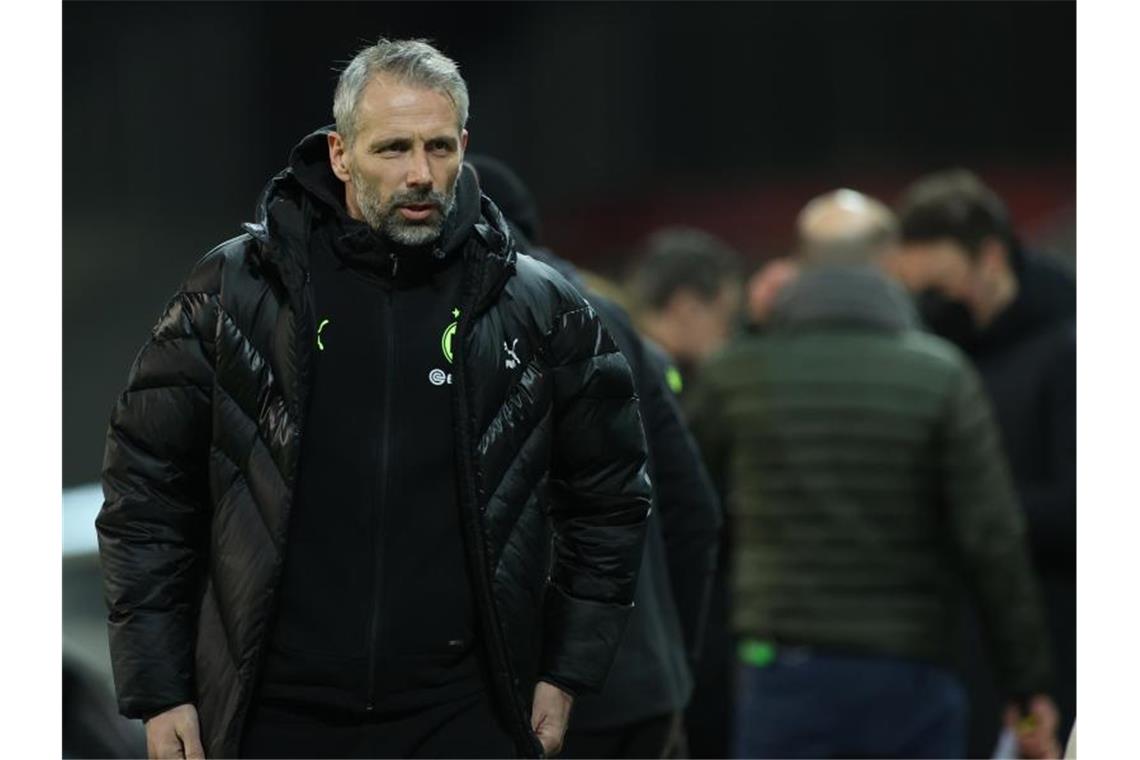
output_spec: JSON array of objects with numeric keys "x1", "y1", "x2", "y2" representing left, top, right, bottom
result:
[{"x1": 687, "y1": 265, "x2": 1052, "y2": 697}]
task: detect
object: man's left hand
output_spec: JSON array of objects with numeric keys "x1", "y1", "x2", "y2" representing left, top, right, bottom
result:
[
  {"x1": 1004, "y1": 694, "x2": 1061, "y2": 759},
  {"x1": 531, "y1": 681, "x2": 574, "y2": 756}
]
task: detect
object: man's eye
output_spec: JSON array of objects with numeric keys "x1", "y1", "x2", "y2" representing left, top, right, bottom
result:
[{"x1": 430, "y1": 142, "x2": 453, "y2": 153}]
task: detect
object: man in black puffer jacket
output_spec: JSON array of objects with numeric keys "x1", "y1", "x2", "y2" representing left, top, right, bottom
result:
[{"x1": 96, "y1": 38, "x2": 650, "y2": 760}]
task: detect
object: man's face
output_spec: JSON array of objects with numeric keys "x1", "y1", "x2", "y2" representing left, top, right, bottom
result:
[
  {"x1": 890, "y1": 237, "x2": 1014, "y2": 350},
  {"x1": 672, "y1": 281, "x2": 742, "y2": 363},
  {"x1": 747, "y1": 259, "x2": 799, "y2": 325},
  {"x1": 329, "y1": 73, "x2": 469, "y2": 247},
  {"x1": 891, "y1": 239, "x2": 978, "y2": 305},
  {"x1": 895, "y1": 237, "x2": 1014, "y2": 320}
]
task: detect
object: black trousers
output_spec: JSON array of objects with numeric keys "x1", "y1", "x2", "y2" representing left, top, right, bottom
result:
[
  {"x1": 239, "y1": 690, "x2": 517, "y2": 759},
  {"x1": 561, "y1": 712, "x2": 684, "y2": 759}
]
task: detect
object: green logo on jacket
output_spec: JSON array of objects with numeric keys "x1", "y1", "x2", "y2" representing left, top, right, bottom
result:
[
  {"x1": 441, "y1": 308, "x2": 460, "y2": 364},
  {"x1": 317, "y1": 318, "x2": 330, "y2": 351}
]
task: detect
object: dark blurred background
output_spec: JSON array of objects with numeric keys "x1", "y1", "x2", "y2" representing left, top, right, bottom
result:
[{"x1": 64, "y1": 0, "x2": 1074, "y2": 489}]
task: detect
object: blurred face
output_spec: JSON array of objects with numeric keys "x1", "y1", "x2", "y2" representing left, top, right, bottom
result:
[
  {"x1": 669, "y1": 281, "x2": 742, "y2": 363},
  {"x1": 889, "y1": 237, "x2": 1013, "y2": 348},
  {"x1": 747, "y1": 259, "x2": 799, "y2": 325},
  {"x1": 329, "y1": 74, "x2": 469, "y2": 247},
  {"x1": 892, "y1": 239, "x2": 977, "y2": 302},
  {"x1": 895, "y1": 238, "x2": 1012, "y2": 316}
]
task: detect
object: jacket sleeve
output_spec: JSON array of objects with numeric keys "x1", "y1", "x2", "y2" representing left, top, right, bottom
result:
[
  {"x1": 635, "y1": 342, "x2": 722, "y2": 665},
  {"x1": 95, "y1": 254, "x2": 222, "y2": 720},
  {"x1": 541, "y1": 301, "x2": 652, "y2": 694},
  {"x1": 940, "y1": 361, "x2": 1054, "y2": 698}
]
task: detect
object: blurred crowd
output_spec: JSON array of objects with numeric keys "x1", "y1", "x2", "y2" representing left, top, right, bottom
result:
[{"x1": 474, "y1": 161, "x2": 1075, "y2": 759}]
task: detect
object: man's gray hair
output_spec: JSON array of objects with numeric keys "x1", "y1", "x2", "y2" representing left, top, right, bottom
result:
[{"x1": 333, "y1": 38, "x2": 470, "y2": 145}]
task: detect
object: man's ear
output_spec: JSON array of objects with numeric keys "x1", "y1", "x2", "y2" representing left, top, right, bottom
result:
[
  {"x1": 460, "y1": 129, "x2": 469, "y2": 153},
  {"x1": 328, "y1": 132, "x2": 352, "y2": 183}
]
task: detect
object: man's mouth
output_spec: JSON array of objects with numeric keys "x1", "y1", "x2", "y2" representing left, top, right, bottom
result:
[{"x1": 398, "y1": 203, "x2": 438, "y2": 221}]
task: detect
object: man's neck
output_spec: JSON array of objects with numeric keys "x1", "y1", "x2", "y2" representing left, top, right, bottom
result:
[{"x1": 343, "y1": 182, "x2": 365, "y2": 223}]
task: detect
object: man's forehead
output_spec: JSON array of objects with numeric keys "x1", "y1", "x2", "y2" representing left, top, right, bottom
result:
[
  {"x1": 902, "y1": 239, "x2": 972, "y2": 264},
  {"x1": 355, "y1": 74, "x2": 460, "y2": 135},
  {"x1": 894, "y1": 241, "x2": 973, "y2": 288}
]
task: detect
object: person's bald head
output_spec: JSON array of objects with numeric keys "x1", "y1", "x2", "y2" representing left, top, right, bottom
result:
[{"x1": 795, "y1": 189, "x2": 899, "y2": 265}]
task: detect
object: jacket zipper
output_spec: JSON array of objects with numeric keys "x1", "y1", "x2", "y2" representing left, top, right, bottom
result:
[
  {"x1": 365, "y1": 288, "x2": 395, "y2": 711},
  {"x1": 451, "y1": 258, "x2": 544, "y2": 758}
]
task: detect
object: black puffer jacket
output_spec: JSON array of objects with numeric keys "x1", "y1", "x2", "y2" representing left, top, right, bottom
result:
[{"x1": 96, "y1": 131, "x2": 651, "y2": 758}]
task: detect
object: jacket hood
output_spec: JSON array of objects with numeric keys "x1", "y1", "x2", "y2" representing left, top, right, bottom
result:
[
  {"x1": 243, "y1": 125, "x2": 516, "y2": 312},
  {"x1": 286, "y1": 125, "x2": 348, "y2": 216},
  {"x1": 456, "y1": 155, "x2": 588, "y2": 305},
  {"x1": 770, "y1": 264, "x2": 919, "y2": 333},
  {"x1": 465, "y1": 154, "x2": 542, "y2": 245}
]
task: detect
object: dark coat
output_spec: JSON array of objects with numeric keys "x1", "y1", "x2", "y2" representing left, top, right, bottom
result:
[
  {"x1": 95, "y1": 142, "x2": 651, "y2": 758},
  {"x1": 951, "y1": 249, "x2": 1076, "y2": 757},
  {"x1": 968, "y1": 249, "x2": 1075, "y2": 573}
]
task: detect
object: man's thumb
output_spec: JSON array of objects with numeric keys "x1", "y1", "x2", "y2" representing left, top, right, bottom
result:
[
  {"x1": 178, "y1": 721, "x2": 205, "y2": 760},
  {"x1": 536, "y1": 729, "x2": 557, "y2": 756}
]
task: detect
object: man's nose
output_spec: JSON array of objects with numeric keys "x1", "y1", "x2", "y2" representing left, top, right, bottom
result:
[{"x1": 406, "y1": 147, "x2": 432, "y2": 188}]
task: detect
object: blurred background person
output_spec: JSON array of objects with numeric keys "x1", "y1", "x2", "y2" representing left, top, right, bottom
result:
[
  {"x1": 467, "y1": 155, "x2": 723, "y2": 759},
  {"x1": 889, "y1": 169, "x2": 1076, "y2": 757},
  {"x1": 629, "y1": 228, "x2": 745, "y2": 396},
  {"x1": 745, "y1": 257, "x2": 800, "y2": 332},
  {"x1": 627, "y1": 228, "x2": 745, "y2": 758},
  {"x1": 687, "y1": 189, "x2": 1059, "y2": 759}
]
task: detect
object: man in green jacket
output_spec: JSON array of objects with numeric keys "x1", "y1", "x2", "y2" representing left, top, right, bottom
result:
[{"x1": 687, "y1": 189, "x2": 1058, "y2": 759}]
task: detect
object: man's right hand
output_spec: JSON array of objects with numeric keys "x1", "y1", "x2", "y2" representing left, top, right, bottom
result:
[
  {"x1": 1004, "y1": 694, "x2": 1061, "y2": 759},
  {"x1": 145, "y1": 703, "x2": 205, "y2": 760}
]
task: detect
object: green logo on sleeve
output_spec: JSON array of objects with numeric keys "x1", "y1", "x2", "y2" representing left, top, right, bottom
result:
[{"x1": 665, "y1": 365, "x2": 684, "y2": 394}]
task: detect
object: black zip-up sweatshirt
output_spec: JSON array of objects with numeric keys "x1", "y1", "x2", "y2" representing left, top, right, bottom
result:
[{"x1": 257, "y1": 139, "x2": 488, "y2": 714}]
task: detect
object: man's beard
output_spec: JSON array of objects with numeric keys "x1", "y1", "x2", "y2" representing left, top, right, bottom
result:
[{"x1": 350, "y1": 169, "x2": 458, "y2": 248}]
